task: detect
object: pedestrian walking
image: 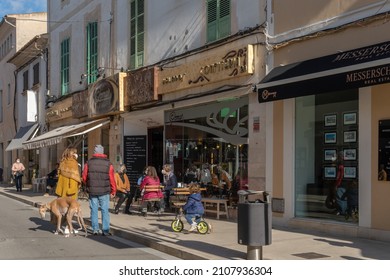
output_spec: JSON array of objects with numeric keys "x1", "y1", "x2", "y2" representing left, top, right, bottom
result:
[{"x1": 11, "y1": 158, "x2": 25, "y2": 192}]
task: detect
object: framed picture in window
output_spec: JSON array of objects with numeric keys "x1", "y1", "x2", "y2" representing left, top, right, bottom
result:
[
  {"x1": 344, "y1": 130, "x2": 357, "y2": 143},
  {"x1": 324, "y1": 166, "x2": 336, "y2": 178},
  {"x1": 324, "y1": 149, "x2": 337, "y2": 161},
  {"x1": 343, "y1": 112, "x2": 357, "y2": 125},
  {"x1": 344, "y1": 166, "x2": 357, "y2": 178},
  {"x1": 324, "y1": 132, "x2": 337, "y2": 144},
  {"x1": 324, "y1": 114, "x2": 337, "y2": 127},
  {"x1": 343, "y1": 149, "x2": 357, "y2": 160}
]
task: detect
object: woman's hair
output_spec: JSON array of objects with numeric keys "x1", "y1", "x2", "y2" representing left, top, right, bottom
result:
[
  {"x1": 61, "y1": 147, "x2": 77, "y2": 162},
  {"x1": 188, "y1": 183, "x2": 201, "y2": 194},
  {"x1": 146, "y1": 166, "x2": 159, "y2": 179},
  {"x1": 119, "y1": 164, "x2": 126, "y2": 171}
]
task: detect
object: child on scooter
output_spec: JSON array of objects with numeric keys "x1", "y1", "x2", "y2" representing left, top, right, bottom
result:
[{"x1": 182, "y1": 183, "x2": 204, "y2": 232}]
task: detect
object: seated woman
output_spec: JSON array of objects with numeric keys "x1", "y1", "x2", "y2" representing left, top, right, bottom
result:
[
  {"x1": 139, "y1": 166, "x2": 163, "y2": 214},
  {"x1": 45, "y1": 163, "x2": 59, "y2": 194}
]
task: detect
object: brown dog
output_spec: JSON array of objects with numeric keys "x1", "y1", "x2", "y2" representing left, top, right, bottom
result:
[{"x1": 39, "y1": 197, "x2": 87, "y2": 237}]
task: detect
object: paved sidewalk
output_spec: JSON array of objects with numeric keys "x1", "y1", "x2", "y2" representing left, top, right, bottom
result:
[{"x1": 1, "y1": 184, "x2": 390, "y2": 260}]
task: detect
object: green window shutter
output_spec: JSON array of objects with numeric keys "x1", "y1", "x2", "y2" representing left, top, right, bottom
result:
[
  {"x1": 87, "y1": 22, "x2": 98, "y2": 84},
  {"x1": 207, "y1": 0, "x2": 230, "y2": 43},
  {"x1": 130, "y1": 0, "x2": 144, "y2": 70},
  {"x1": 218, "y1": 0, "x2": 231, "y2": 38},
  {"x1": 207, "y1": 0, "x2": 217, "y2": 43},
  {"x1": 60, "y1": 38, "x2": 70, "y2": 95}
]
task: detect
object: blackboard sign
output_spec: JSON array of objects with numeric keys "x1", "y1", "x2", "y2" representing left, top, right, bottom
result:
[
  {"x1": 378, "y1": 120, "x2": 390, "y2": 181},
  {"x1": 124, "y1": 136, "x2": 147, "y2": 186}
]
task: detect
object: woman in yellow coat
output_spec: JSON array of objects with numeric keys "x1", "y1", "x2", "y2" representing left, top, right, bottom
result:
[{"x1": 55, "y1": 147, "x2": 81, "y2": 200}]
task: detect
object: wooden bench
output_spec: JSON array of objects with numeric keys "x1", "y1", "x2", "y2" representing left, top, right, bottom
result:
[
  {"x1": 140, "y1": 185, "x2": 164, "y2": 213},
  {"x1": 202, "y1": 198, "x2": 229, "y2": 220},
  {"x1": 32, "y1": 177, "x2": 47, "y2": 193},
  {"x1": 141, "y1": 185, "x2": 164, "y2": 202}
]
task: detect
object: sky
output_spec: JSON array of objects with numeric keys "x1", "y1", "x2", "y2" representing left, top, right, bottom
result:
[{"x1": 0, "y1": 0, "x2": 47, "y2": 20}]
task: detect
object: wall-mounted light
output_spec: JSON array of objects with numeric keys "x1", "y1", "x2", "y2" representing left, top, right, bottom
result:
[{"x1": 46, "y1": 95, "x2": 57, "y2": 108}]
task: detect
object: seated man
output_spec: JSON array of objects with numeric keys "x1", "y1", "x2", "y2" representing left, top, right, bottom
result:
[{"x1": 46, "y1": 163, "x2": 59, "y2": 194}]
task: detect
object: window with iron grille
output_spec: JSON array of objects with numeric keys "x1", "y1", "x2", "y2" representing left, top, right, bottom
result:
[
  {"x1": 207, "y1": 0, "x2": 231, "y2": 43},
  {"x1": 130, "y1": 0, "x2": 144, "y2": 70},
  {"x1": 86, "y1": 22, "x2": 98, "y2": 84},
  {"x1": 61, "y1": 38, "x2": 70, "y2": 95}
]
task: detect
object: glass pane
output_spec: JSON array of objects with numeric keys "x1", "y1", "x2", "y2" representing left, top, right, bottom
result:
[{"x1": 295, "y1": 90, "x2": 359, "y2": 223}]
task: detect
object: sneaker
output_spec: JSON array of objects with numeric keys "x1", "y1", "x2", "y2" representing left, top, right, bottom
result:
[
  {"x1": 189, "y1": 223, "x2": 198, "y2": 232},
  {"x1": 102, "y1": 232, "x2": 112, "y2": 236},
  {"x1": 64, "y1": 227, "x2": 70, "y2": 235},
  {"x1": 73, "y1": 229, "x2": 79, "y2": 234}
]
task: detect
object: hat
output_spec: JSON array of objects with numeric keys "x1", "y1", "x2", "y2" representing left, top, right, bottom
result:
[{"x1": 94, "y1": 144, "x2": 104, "y2": 154}]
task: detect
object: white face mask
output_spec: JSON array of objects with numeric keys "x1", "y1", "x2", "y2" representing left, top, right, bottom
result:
[
  {"x1": 16, "y1": 160, "x2": 20, "y2": 163},
  {"x1": 73, "y1": 154, "x2": 78, "y2": 160}
]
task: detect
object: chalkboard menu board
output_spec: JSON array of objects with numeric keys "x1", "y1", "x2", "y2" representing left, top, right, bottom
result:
[
  {"x1": 378, "y1": 120, "x2": 390, "y2": 181},
  {"x1": 124, "y1": 136, "x2": 147, "y2": 186}
]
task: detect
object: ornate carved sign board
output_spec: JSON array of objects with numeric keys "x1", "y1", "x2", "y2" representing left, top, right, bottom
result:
[{"x1": 157, "y1": 45, "x2": 254, "y2": 95}]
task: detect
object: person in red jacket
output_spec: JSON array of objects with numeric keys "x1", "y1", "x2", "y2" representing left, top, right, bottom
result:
[
  {"x1": 139, "y1": 166, "x2": 163, "y2": 214},
  {"x1": 82, "y1": 144, "x2": 116, "y2": 236}
]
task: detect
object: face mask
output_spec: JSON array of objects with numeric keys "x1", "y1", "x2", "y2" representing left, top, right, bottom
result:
[
  {"x1": 161, "y1": 170, "x2": 166, "y2": 175},
  {"x1": 73, "y1": 154, "x2": 78, "y2": 160},
  {"x1": 16, "y1": 160, "x2": 20, "y2": 163}
]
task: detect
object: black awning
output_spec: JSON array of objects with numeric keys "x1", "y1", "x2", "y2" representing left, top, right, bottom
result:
[{"x1": 257, "y1": 40, "x2": 390, "y2": 103}]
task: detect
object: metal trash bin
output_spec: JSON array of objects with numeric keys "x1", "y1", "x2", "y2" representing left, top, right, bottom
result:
[{"x1": 237, "y1": 190, "x2": 272, "y2": 259}]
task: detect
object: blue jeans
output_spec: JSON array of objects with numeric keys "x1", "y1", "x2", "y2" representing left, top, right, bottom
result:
[
  {"x1": 185, "y1": 213, "x2": 202, "y2": 225},
  {"x1": 89, "y1": 194, "x2": 110, "y2": 234}
]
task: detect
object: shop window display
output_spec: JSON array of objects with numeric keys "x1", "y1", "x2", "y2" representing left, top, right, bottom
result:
[
  {"x1": 295, "y1": 90, "x2": 359, "y2": 223},
  {"x1": 164, "y1": 97, "x2": 248, "y2": 205}
]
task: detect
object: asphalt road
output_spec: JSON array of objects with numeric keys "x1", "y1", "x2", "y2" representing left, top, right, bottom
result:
[{"x1": 0, "y1": 194, "x2": 179, "y2": 260}]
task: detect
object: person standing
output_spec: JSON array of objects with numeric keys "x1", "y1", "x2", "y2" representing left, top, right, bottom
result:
[
  {"x1": 82, "y1": 144, "x2": 117, "y2": 236},
  {"x1": 55, "y1": 148, "x2": 81, "y2": 200},
  {"x1": 161, "y1": 164, "x2": 177, "y2": 210},
  {"x1": 114, "y1": 164, "x2": 130, "y2": 214},
  {"x1": 12, "y1": 158, "x2": 25, "y2": 192}
]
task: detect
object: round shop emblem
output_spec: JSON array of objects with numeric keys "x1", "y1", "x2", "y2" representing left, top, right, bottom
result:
[{"x1": 91, "y1": 80, "x2": 116, "y2": 115}]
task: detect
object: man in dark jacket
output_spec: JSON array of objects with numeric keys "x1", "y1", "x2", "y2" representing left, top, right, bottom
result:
[{"x1": 82, "y1": 144, "x2": 116, "y2": 236}]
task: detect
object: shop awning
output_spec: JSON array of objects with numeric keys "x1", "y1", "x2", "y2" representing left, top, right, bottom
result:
[
  {"x1": 5, "y1": 123, "x2": 39, "y2": 151},
  {"x1": 22, "y1": 118, "x2": 110, "y2": 150},
  {"x1": 257, "y1": 40, "x2": 390, "y2": 103}
]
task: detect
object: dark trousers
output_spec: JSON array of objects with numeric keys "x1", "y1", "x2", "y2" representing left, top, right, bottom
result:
[
  {"x1": 115, "y1": 191, "x2": 128, "y2": 212},
  {"x1": 123, "y1": 187, "x2": 138, "y2": 213},
  {"x1": 15, "y1": 175, "x2": 23, "y2": 191},
  {"x1": 164, "y1": 189, "x2": 171, "y2": 209}
]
